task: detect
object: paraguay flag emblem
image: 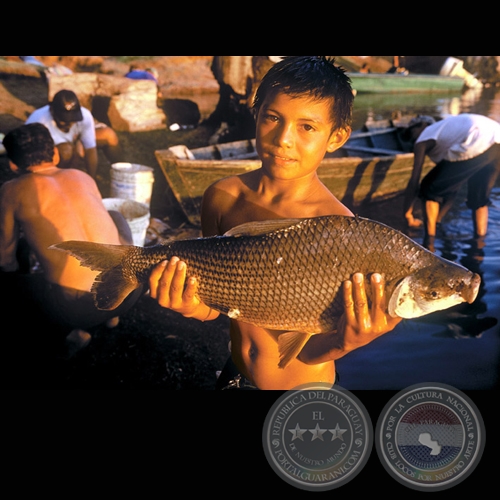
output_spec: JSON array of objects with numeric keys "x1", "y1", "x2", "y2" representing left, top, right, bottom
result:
[
  {"x1": 397, "y1": 403, "x2": 463, "y2": 469},
  {"x1": 376, "y1": 383, "x2": 485, "y2": 492}
]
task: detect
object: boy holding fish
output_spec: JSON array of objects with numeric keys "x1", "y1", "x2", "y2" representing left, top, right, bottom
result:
[{"x1": 149, "y1": 56, "x2": 403, "y2": 390}]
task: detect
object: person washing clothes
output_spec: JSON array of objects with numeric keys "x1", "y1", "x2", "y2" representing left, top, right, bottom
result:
[{"x1": 403, "y1": 113, "x2": 500, "y2": 248}]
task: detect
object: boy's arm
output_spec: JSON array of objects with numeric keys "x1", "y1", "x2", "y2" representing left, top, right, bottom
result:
[
  {"x1": 200, "y1": 183, "x2": 225, "y2": 237},
  {"x1": 298, "y1": 273, "x2": 402, "y2": 365},
  {"x1": 149, "y1": 180, "x2": 230, "y2": 321}
]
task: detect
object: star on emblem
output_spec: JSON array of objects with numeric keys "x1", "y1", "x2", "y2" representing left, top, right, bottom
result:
[
  {"x1": 309, "y1": 424, "x2": 328, "y2": 442},
  {"x1": 289, "y1": 424, "x2": 307, "y2": 442},
  {"x1": 329, "y1": 424, "x2": 348, "y2": 442}
]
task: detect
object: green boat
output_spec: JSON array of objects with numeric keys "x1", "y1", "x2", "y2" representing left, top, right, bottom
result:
[
  {"x1": 348, "y1": 72, "x2": 465, "y2": 94},
  {"x1": 156, "y1": 125, "x2": 435, "y2": 227}
]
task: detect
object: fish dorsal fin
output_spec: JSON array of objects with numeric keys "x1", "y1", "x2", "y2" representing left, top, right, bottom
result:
[{"x1": 224, "y1": 219, "x2": 303, "y2": 238}]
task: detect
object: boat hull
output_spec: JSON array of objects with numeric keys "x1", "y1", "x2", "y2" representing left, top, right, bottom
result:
[
  {"x1": 348, "y1": 73, "x2": 465, "y2": 94},
  {"x1": 155, "y1": 128, "x2": 435, "y2": 226}
]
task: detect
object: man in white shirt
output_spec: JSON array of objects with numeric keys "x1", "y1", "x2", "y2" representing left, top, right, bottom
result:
[
  {"x1": 403, "y1": 113, "x2": 500, "y2": 247},
  {"x1": 26, "y1": 90, "x2": 121, "y2": 180}
]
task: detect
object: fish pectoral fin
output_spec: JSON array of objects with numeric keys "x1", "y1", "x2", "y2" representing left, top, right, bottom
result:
[{"x1": 278, "y1": 332, "x2": 313, "y2": 370}]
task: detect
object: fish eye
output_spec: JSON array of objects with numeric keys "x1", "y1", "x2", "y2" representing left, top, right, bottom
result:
[{"x1": 431, "y1": 291, "x2": 439, "y2": 299}]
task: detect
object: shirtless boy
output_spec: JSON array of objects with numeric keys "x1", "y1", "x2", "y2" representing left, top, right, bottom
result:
[
  {"x1": 149, "y1": 56, "x2": 402, "y2": 390},
  {"x1": 0, "y1": 124, "x2": 142, "y2": 353}
]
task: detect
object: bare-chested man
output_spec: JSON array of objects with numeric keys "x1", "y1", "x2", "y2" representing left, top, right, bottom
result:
[
  {"x1": 0, "y1": 124, "x2": 143, "y2": 355},
  {"x1": 149, "y1": 57, "x2": 402, "y2": 390}
]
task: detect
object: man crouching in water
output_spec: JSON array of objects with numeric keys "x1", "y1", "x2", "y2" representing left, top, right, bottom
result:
[{"x1": 149, "y1": 56, "x2": 402, "y2": 390}]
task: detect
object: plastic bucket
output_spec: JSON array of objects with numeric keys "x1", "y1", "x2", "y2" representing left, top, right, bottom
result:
[
  {"x1": 110, "y1": 163, "x2": 155, "y2": 207},
  {"x1": 102, "y1": 198, "x2": 150, "y2": 247}
]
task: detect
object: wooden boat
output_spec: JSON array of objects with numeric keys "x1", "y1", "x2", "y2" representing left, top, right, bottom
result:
[
  {"x1": 348, "y1": 72, "x2": 465, "y2": 94},
  {"x1": 155, "y1": 125, "x2": 435, "y2": 226}
]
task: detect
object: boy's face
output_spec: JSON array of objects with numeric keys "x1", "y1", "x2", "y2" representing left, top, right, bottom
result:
[{"x1": 255, "y1": 93, "x2": 350, "y2": 181}]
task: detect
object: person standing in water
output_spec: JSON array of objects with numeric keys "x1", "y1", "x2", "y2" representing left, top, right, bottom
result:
[{"x1": 403, "y1": 113, "x2": 500, "y2": 248}]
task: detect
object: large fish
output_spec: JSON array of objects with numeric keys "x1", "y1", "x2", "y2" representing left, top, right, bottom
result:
[{"x1": 51, "y1": 216, "x2": 481, "y2": 368}]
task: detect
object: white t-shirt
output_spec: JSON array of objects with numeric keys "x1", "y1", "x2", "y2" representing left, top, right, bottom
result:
[
  {"x1": 26, "y1": 105, "x2": 97, "y2": 150},
  {"x1": 417, "y1": 113, "x2": 500, "y2": 163}
]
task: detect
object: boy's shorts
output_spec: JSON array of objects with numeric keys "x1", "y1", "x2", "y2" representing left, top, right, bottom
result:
[{"x1": 420, "y1": 143, "x2": 500, "y2": 210}]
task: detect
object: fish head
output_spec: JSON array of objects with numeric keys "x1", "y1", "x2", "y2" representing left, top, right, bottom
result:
[{"x1": 388, "y1": 263, "x2": 481, "y2": 319}]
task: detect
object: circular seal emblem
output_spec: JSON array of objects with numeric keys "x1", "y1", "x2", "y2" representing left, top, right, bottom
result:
[
  {"x1": 262, "y1": 384, "x2": 373, "y2": 491},
  {"x1": 376, "y1": 383, "x2": 486, "y2": 492}
]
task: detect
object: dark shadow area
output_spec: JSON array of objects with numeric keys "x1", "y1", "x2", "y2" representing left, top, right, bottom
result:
[
  {"x1": 341, "y1": 161, "x2": 371, "y2": 208},
  {"x1": 1, "y1": 75, "x2": 48, "y2": 109},
  {"x1": 341, "y1": 159, "x2": 398, "y2": 208},
  {"x1": 91, "y1": 95, "x2": 112, "y2": 126},
  {"x1": 363, "y1": 159, "x2": 394, "y2": 204},
  {"x1": 162, "y1": 99, "x2": 201, "y2": 128},
  {"x1": 0, "y1": 114, "x2": 23, "y2": 134}
]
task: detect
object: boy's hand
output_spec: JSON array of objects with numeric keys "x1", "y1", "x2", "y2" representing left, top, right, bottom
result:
[
  {"x1": 299, "y1": 273, "x2": 402, "y2": 365},
  {"x1": 339, "y1": 273, "x2": 402, "y2": 351},
  {"x1": 149, "y1": 257, "x2": 204, "y2": 318}
]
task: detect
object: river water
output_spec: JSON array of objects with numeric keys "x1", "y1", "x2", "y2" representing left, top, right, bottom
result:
[{"x1": 336, "y1": 87, "x2": 500, "y2": 390}]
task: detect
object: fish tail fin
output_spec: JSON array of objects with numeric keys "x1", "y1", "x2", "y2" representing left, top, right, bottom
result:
[
  {"x1": 50, "y1": 241, "x2": 140, "y2": 311},
  {"x1": 278, "y1": 332, "x2": 313, "y2": 369}
]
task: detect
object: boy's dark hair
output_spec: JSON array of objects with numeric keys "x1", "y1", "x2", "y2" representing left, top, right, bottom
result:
[
  {"x1": 253, "y1": 56, "x2": 354, "y2": 130},
  {"x1": 3, "y1": 123, "x2": 56, "y2": 171}
]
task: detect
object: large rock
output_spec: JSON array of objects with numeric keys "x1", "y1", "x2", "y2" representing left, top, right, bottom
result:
[
  {"x1": 48, "y1": 73, "x2": 166, "y2": 132},
  {"x1": 108, "y1": 91, "x2": 166, "y2": 132}
]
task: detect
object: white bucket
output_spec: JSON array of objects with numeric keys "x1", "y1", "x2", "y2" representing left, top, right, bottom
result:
[
  {"x1": 103, "y1": 198, "x2": 150, "y2": 247},
  {"x1": 110, "y1": 163, "x2": 155, "y2": 207}
]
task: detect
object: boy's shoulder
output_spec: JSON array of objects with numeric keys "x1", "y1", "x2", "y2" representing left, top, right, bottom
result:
[
  {"x1": 206, "y1": 171, "x2": 254, "y2": 196},
  {"x1": 203, "y1": 172, "x2": 258, "y2": 229}
]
